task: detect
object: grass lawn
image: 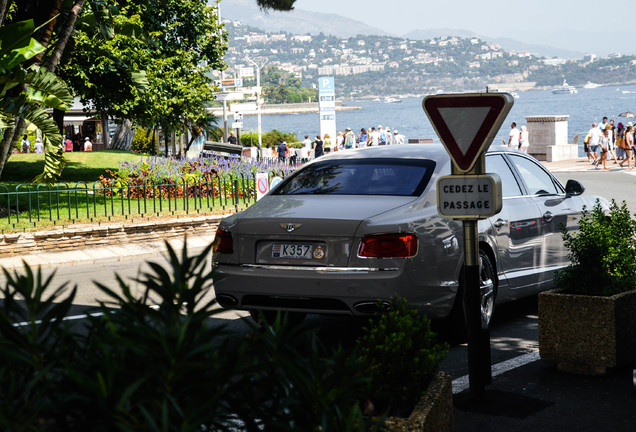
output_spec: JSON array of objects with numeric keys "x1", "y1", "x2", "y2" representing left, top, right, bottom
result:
[{"x1": 1, "y1": 150, "x2": 145, "y2": 186}]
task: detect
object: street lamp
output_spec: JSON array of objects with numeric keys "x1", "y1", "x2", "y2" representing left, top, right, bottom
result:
[{"x1": 245, "y1": 56, "x2": 262, "y2": 151}]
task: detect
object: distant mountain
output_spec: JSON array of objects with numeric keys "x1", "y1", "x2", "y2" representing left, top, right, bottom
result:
[
  {"x1": 403, "y1": 29, "x2": 585, "y2": 59},
  {"x1": 220, "y1": 0, "x2": 389, "y2": 38},
  {"x1": 220, "y1": 0, "x2": 590, "y2": 59}
]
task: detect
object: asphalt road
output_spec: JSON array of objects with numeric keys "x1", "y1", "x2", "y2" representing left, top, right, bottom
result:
[
  {"x1": 0, "y1": 253, "x2": 541, "y2": 386},
  {"x1": 554, "y1": 166, "x2": 636, "y2": 212}
]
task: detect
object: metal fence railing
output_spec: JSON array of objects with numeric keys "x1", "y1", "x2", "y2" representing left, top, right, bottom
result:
[{"x1": 0, "y1": 171, "x2": 287, "y2": 231}]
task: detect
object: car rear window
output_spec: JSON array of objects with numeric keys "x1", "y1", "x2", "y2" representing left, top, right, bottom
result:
[{"x1": 272, "y1": 158, "x2": 436, "y2": 196}]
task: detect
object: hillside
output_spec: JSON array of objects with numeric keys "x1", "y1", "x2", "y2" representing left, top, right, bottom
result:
[{"x1": 220, "y1": 21, "x2": 636, "y2": 99}]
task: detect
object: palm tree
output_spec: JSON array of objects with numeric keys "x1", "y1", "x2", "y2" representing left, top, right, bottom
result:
[{"x1": 0, "y1": 19, "x2": 73, "y2": 182}]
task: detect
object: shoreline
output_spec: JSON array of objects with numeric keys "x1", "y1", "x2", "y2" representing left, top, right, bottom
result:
[{"x1": 208, "y1": 102, "x2": 361, "y2": 117}]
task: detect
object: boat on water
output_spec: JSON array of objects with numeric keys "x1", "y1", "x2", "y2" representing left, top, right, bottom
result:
[
  {"x1": 510, "y1": 91, "x2": 520, "y2": 99},
  {"x1": 384, "y1": 97, "x2": 402, "y2": 103},
  {"x1": 552, "y1": 80, "x2": 578, "y2": 94},
  {"x1": 372, "y1": 97, "x2": 381, "y2": 102},
  {"x1": 583, "y1": 81, "x2": 601, "y2": 89}
]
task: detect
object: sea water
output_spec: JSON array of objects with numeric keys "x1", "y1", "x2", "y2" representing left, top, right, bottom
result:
[{"x1": 237, "y1": 83, "x2": 636, "y2": 156}]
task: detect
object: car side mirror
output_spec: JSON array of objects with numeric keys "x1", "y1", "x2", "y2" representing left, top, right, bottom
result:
[{"x1": 565, "y1": 179, "x2": 585, "y2": 197}]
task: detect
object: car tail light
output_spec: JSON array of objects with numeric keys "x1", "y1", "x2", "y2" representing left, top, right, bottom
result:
[
  {"x1": 358, "y1": 233, "x2": 418, "y2": 258},
  {"x1": 213, "y1": 229, "x2": 234, "y2": 254}
]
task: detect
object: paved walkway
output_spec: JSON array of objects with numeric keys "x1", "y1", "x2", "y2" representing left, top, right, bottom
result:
[{"x1": 1, "y1": 233, "x2": 216, "y2": 272}]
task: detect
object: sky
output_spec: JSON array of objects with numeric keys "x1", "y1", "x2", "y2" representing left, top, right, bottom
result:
[{"x1": 292, "y1": 0, "x2": 635, "y2": 55}]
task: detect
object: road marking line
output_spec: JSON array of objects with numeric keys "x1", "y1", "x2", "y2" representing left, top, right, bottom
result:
[
  {"x1": 452, "y1": 350, "x2": 541, "y2": 394},
  {"x1": 13, "y1": 305, "x2": 160, "y2": 327}
]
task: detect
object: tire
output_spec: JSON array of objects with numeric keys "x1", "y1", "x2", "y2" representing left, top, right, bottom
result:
[
  {"x1": 248, "y1": 309, "x2": 306, "y2": 326},
  {"x1": 448, "y1": 250, "x2": 497, "y2": 340},
  {"x1": 477, "y1": 251, "x2": 497, "y2": 330}
]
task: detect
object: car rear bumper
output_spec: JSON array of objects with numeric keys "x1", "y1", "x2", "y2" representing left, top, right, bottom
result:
[{"x1": 212, "y1": 263, "x2": 457, "y2": 318}]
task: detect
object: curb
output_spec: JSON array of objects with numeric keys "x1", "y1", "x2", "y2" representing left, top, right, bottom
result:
[{"x1": 1, "y1": 214, "x2": 229, "y2": 271}]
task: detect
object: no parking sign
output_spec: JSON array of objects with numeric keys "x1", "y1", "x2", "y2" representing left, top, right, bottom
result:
[{"x1": 256, "y1": 173, "x2": 269, "y2": 201}]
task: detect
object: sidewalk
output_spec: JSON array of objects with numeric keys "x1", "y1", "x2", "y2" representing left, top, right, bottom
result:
[
  {"x1": 1, "y1": 233, "x2": 217, "y2": 272},
  {"x1": 540, "y1": 156, "x2": 599, "y2": 172},
  {"x1": 452, "y1": 358, "x2": 636, "y2": 431}
]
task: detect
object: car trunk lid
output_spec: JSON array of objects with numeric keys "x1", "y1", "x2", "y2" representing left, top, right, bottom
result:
[{"x1": 236, "y1": 195, "x2": 415, "y2": 266}]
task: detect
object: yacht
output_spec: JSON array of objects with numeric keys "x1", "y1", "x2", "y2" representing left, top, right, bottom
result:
[
  {"x1": 552, "y1": 80, "x2": 578, "y2": 94},
  {"x1": 384, "y1": 97, "x2": 402, "y2": 103},
  {"x1": 583, "y1": 81, "x2": 601, "y2": 89}
]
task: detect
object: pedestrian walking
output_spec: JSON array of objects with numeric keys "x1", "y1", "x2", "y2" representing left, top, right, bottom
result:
[
  {"x1": 508, "y1": 122, "x2": 520, "y2": 148},
  {"x1": 33, "y1": 138, "x2": 44, "y2": 153},
  {"x1": 519, "y1": 125, "x2": 529, "y2": 152},
  {"x1": 619, "y1": 125, "x2": 634, "y2": 170},
  {"x1": 277, "y1": 139, "x2": 287, "y2": 163},
  {"x1": 599, "y1": 127, "x2": 610, "y2": 170},
  {"x1": 358, "y1": 128, "x2": 368, "y2": 148},
  {"x1": 313, "y1": 135, "x2": 324, "y2": 158},
  {"x1": 393, "y1": 129, "x2": 405, "y2": 145},
  {"x1": 587, "y1": 122, "x2": 603, "y2": 166},
  {"x1": 344, "y1": 128, "x2": 355, "y2": 149},
  {"x1": 20, "y1": 134, "x2": 31, "y2": 153}
]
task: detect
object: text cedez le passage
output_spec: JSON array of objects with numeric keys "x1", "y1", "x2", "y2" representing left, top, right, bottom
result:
[{"x1": 441, "y1": 182, "x2": 491, "y2": 210}]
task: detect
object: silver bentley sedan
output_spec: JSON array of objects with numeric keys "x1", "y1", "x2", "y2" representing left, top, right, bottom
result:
[{"x1": 212, "y1": 143, "x2": 604, "y2": 329}]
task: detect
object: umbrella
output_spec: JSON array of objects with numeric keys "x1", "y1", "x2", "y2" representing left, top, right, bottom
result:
[{"x1": 619, "y1": 111, "x2": 636, "y2": 118}]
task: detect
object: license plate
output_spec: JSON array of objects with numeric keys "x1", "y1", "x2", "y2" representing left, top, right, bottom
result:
[{"x1": 272, "y1": 243, "x2": 313, "y2": 259}]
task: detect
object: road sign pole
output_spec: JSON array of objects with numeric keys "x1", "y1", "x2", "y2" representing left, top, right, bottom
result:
[
  {"x1": 223, "y1": 100, "x2": 228, "y2": 142},
  {"x1": 423, "y1": 92, "x2": 512, "y2": 400},
  {"x1": 454, "y1": 155, "x2": 492, "y2": 400}
]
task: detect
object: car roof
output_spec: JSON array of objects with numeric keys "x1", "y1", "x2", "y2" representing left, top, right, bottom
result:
[{"x1": 315, "y1": 142, "x2": 517, "y2": 162}]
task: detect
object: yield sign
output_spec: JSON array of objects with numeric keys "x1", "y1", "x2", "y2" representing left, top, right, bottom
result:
[{"x1": 423, "y1": 93, "x2": 514, "y2": 172}]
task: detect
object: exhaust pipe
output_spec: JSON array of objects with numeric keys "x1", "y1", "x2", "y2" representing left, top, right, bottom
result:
[
  {"x1": 216, "y1": 294, "x2": 238, "y2": 308},
  {"x1": 353, "y1": 300, "x2": 391, "y2": 314}
]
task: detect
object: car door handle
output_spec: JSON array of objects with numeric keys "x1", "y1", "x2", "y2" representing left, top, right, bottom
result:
[
  {"x1": 543, "y1": 211, "x2": 554, "y2": 222},
  {"x1": 494, "y1": 219, "x2": 506, "y2": 229}
]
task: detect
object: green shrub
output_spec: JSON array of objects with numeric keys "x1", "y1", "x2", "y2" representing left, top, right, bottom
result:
[
  {"x1": 131, "y1": 127, "x2": 157, "y2": 155},
  {"x1": 356, "y1": 296, "x2": 448, "y2": 416},
  {"x1": 240, "y1": 129, "x2": 297, "y2": 148},
  {"x1": 0, "y1": 243, "x2": 383, "y2": 431},
  {"x1": 555, "y1": 199, "x2": 636, "y2": 296}
]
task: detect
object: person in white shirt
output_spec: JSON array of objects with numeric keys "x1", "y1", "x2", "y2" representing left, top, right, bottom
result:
[
  {"x1": 84, "y1": 137, "x2": 93, "y2": 151},
  {"x1": 302, "y1": 135, "x2": 312, "y2": 151},
  {"x1": 519, "y1": 126, "x2": 529, "y2": 153},
  {"x1": 369, "y1": 127, "x2": 380, "y2": 146},
  {"x1": 33, "y1": 138, "x2": 44, "y2": 153},
  {"x1": 299, "y1": 145, "x2": 309, "y2": 163},
  {"x1": 393, "y1": 129, "x2": 405, "y2": 145},
  {"x1": 385, "y1": 127, "x2": 393, "y2": 145},
  {"x1": 508, "y1": 122, "x2": 520, "y2": 148},
  {"x1": 587, "y1": 122, "x2": 603, "y2": 166}
]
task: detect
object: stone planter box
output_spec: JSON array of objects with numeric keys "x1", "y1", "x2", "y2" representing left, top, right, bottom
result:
[
  {"x1": 383, "y1": 371, "x2": 453, "y2": 432},
  {"x1": 538, "y1": 288, "x2": 636, "y2": 374}
]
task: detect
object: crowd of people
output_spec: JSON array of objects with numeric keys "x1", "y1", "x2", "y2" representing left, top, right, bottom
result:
[
  {"x1": 584, "y1": 116, "x2": 634, "y2": 170},
  {"x1": 271, "y1": 125, "x2": 407, "y2": 164},
  {"x1": 506, "y1": 121, "x2": 530, "y2": 152},
  {"x1": 19, "y1": 134, "x2": 93, "y2": 153}
]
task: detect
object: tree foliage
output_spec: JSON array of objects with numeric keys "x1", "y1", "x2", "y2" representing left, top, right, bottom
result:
[
  {"x1": 0, "y1": 18, "x2": 73, "y2": 182},
  {"x1": 260, "y1": 65, "x2": 318, "y2": 103},
  {"x1": 61, "y1": 0, "x2": 227, "y2": 135}
]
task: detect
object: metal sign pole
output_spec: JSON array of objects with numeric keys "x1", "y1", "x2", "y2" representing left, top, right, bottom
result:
[
  {"x1": 223, "y1": 100, "x2": 228, "y2": 142},
  {"x1": 453, "y1": 154, "x2": 492, "y2": 399}
]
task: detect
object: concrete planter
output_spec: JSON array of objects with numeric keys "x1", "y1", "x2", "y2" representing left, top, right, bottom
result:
[
  {"x1": 383, "y1": 371, "x2": 453, "y2": 432},
  {"x1": 538, "y1": 288, "x2": 636, "y2": 374}
]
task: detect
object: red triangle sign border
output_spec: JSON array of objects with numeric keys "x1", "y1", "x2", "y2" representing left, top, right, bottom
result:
[{"x1": 423, "y1": 93, "x2": 514, "y2": 172}]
